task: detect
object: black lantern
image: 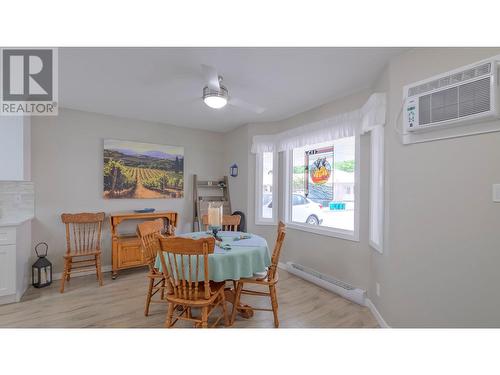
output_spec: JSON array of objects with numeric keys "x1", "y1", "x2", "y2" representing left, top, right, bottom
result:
[
  {"x1": 32, "y1": 242, "x2": 52, "y2": 288},
  {"x1": 230, "y1": 163, "x2": 238, "y2": 177}
]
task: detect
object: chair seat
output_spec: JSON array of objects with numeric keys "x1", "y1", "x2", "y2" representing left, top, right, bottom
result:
[
  {"x1": 166, "y1": 281, "x2": 225, "y2": 306},
  {"x1": 64, "y1": 250, "x2": 101, "y2": 258},
  {"x1": 239, "y1": 271, "x2": 279, "y2": 285},
  {"x1": 253, "y1": 269, "x2": 268, "y2": 279}
]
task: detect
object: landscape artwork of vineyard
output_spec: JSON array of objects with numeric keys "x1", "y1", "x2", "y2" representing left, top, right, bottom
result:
[{"x1": 103, "y1": 139, "x2": 184, "y2": 199}]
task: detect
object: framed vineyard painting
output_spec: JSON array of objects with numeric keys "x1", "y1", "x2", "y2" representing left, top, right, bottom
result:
[{"x1": 103, "y1": 139, "x2": 184, "y2": 199}]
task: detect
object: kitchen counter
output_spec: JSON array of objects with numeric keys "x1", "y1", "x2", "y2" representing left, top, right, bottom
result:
[{"x1": 0, "y1": 216, "x2": 34, "y2": 227}]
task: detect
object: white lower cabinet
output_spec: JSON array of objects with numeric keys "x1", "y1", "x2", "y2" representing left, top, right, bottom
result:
[
  {"x1": 0, "y1": 222, "x2": 32, "y2": 304},
  {"x1": 0, "y1": 244, "x2": 16, "y2": 297}
]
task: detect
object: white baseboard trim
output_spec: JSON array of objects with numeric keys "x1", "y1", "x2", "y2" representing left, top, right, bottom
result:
[
  {"x1": 365, "y1": 298, "x2": 390, "y2": 328},
  {"x1": 277, "y1": 261, "x2": 286, "y2": 270},
  {"x1": 282, "y1": 261, "x2": 366, "y2": 306},
  {"x1": 52, "y1": 265, "x2": 113, "y2": 281}
]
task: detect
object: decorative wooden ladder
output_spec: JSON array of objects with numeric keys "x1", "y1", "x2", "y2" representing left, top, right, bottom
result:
[{"x1": 193, "y1": 175, "x2": 231, "y2": 231}]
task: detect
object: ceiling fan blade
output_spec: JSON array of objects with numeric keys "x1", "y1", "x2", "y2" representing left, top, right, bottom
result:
[
  {"x1": 229, "y1": 97, "x2": 266, "y2": 114},
  {"x1": 201, "y1": 64, "x2": 220, "y2": 91}
]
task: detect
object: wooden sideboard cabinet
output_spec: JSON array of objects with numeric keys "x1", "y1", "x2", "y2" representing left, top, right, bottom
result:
[{"x1": 110, "y1": 211, "x2": 178, "y2": 279}]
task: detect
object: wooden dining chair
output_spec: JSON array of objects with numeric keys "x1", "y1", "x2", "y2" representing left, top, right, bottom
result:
[
  {"x1": 137, "y1": 219, "x2": 169, "y2": 317},
  {"x1": 158, "y1": 236, "x2": 229, "y2": 328},
  {"x1": 230, "y1": 221, "x2": 286, "y2": 327},
  {"x1": 60, "y1": 212, "x2": 105, "y2": 293},
  {"x1": 201, "y1": 214, "x2": 241, "y2": 231},
  {"x1": 163, "y1": 217, "x2": 176, "y2": 237},
  {"x1": 277, "y1": 220, "x2": 286, "y2": 234}
]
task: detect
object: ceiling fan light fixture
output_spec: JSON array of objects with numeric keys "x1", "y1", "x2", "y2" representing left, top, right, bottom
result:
[
  {"x1": 204, "y1": 95, "x2": 227, "y2": 109},
  {"x1": 203, "y1": 85, "x2": 228, "y2": 109}
]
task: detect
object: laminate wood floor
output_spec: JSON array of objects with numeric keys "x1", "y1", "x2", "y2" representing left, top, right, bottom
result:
[{"x1": 0, "y1": 268, "x2": 378, "y2": 328}]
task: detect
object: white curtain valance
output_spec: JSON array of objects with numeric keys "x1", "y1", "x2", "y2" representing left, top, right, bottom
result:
[
  {"x1": 251, "y1": 135, "x2": 277, "y2": 153},
  {"x1": 361, "y1": 92, "x2": 386, "y2": 133},
  {"x1": 251, "y1": 92, "x2": 386, "y2": 154}
]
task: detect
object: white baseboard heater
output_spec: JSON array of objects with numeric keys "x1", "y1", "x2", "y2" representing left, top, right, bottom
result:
[{"x1": 285, "y1": 262, "x2": 366, "y2": 306}]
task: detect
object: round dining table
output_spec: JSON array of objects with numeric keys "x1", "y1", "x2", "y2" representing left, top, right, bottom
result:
[
  {"x1": 154, "y1": 230, "x2": 271, "y2": 318},
  {"x1": 155, "y1": 230, "x2": 271, "y2": 281}
]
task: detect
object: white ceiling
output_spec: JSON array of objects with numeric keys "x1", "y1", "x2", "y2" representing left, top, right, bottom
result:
[{"x1": 59, "y1": 48, "x2": 406, "y2": 132}]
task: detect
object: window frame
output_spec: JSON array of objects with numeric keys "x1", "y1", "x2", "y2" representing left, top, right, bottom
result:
[
  {"x1": 369, "y1": 126, "x2": 384, "y2": 253},
  {"x1": 255, "y1": 151, "x2": 279, "y2": 226},
  {"x1": 283, "y1": 134, "x2": 360, "y2": 241}
]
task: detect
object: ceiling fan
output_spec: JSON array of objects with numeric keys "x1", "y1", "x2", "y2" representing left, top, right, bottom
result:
[{"x1": 201, "y1": 64, "x2": 266, "y2": 114}]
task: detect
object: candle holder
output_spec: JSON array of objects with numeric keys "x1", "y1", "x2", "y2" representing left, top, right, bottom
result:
[
  {"x1": 207, "y1": 202, "x2": 223, "y2": 241},
  {"x1": 209, "y1": 225, "x2": 223, "y2": 242}
]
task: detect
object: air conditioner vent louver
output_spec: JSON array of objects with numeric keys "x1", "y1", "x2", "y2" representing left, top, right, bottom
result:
[
  {"x1": 408, "y1": 62, "x2": 491, "y2": 97},
  {"x1": 458, "y1": 77, "x2": 491, "y2": 117},
  {"x1": 431, "y1": 86, "x2": 458, "y2": 123},
  {"x1": 416, "y1": 76, "x2": 491, "y2": 125},
  {"x1": 419, "y1": 95, "x2": 431, "y2": 125}
]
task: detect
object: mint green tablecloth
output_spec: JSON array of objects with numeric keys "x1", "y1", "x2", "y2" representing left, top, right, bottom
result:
[{"x1": 154, "y1": 231, "x2": 271, "y2": 282}]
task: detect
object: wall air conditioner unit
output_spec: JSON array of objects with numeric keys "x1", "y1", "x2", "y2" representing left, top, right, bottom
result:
[{"x1": 403, "y1": 60, "x2": 500, "y2": 132}]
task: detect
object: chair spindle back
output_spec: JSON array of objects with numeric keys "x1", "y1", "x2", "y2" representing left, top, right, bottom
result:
[
  {"x1": 137, "y1": 219, "x2": 164, "y2": 270},
  {"x1": 202, "y1": 214, "x2": 241, "y2": 231},
  {"x1": 158, "y1": 236, "x2": 215, "y2": 301},
  {"x1": 61, "y1": 212, "x2": 105, "y2": 255},
  {"x1": 221, "y1": 215, "x2": 241, "y2": 231}
]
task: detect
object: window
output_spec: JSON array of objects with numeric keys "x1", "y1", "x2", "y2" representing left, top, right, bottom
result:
[
  {"x1": 284, "y1": 136, "x2": 359, "y2": 240},
  {"x1": 255, "y1": 151, "x2": 278, "y2": 225}
]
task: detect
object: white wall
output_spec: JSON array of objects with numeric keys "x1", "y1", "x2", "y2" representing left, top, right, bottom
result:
[
  {"x1": 223, "y1": 125, "x2": 249, "y2": 215},
  {"x1": 31, "y1": 108, "x2": 226, "y2": 272},
  {"x1": 370, "y1": 47, "x2": 500, "y2": 327}
]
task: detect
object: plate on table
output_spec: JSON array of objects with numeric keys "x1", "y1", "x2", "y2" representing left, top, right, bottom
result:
[{"x1": 233, "y1": 233, "x2": 252, "y2": 241}]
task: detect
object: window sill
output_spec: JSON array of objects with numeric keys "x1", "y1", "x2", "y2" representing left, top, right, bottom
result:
[
  {"x1": 285, "y1": 222, "x2": 359, "y2": 242},
  {"x1": 255, "y1": 219, "x2": 277, "y2": 226},
  {"x1": 369, "y1": 240, "x2": 383, "y2": 254}
]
